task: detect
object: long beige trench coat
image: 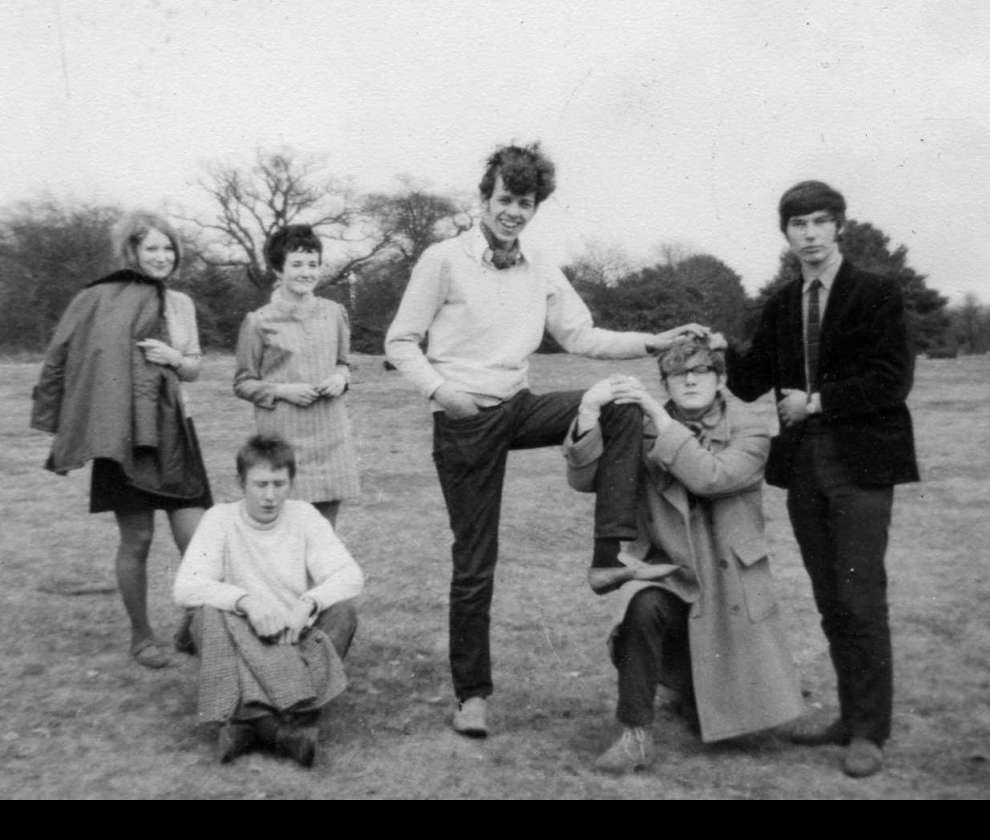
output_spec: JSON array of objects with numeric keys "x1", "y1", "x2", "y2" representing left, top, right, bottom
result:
[{"x1": 565, "y1": 395, "x2": 803, "y2": 742}]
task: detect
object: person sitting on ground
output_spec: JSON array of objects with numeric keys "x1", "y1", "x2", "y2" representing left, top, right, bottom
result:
[
  {"x1": 564, "y1": 335, "x2": 803, "y2": 774},
  {"x1": 173, "y1": 434, "x2": 363, "y2": 767}
]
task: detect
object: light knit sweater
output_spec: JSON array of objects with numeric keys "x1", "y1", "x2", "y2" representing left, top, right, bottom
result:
[
  {"x1": 385, "y1": 225, "x2": 654, "y2": 408},
  {"x1": 173, "y1": 500, "x2": 364, "y2": 615}
]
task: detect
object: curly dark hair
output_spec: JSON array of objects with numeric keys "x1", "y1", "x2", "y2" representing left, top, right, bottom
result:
[
  {"x1": 264, "y1": 224, "x2": 323, "y2": 272},
  {"x1": 236, "y1": 434, "x2": 297, "y2": 482},
  {"x1": 479, "y1": 142, "x2": 556, "y2": 205},
  {"x1": 778, "y1": 181, "x2": 846, "y2": 232}
]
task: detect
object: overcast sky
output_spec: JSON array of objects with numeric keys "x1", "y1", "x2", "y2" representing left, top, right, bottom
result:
[{"x1": 2, "y1": 0, "x2": 989, "y2": 302}]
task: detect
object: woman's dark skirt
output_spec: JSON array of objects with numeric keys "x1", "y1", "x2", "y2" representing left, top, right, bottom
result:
[{"x1": 90, "y1": 419, "x2": 213, "y2": 513}]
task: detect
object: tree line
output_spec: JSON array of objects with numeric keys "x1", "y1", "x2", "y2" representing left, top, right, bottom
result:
[{"x1": 1, "y1": 149, "x2": 982, "y2": 357}]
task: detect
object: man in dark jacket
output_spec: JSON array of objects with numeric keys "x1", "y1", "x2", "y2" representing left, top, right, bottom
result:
[{"x1": 725, "y1": 180, "x2": 919, "y2": 778}]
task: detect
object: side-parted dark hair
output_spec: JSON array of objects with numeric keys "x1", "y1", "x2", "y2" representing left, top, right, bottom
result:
[
  {"x1": 264, "y1": 224, "x2": 323, "y2": 272},
  {"x1": 778, "y1": 180, "x2": 846, "y2": 232},
  {"x1": 658, "y1": 335, "x2": 726, "y2": 380},
  {"x1": 236, "y1": 434, "x2": 297, "y2": 482},
  {"x1": 479, "y1": 142, "x2": 557, "y2": 205},
  {"x1": 113, "y1": 210, "x2": 183, "y2": 277}
]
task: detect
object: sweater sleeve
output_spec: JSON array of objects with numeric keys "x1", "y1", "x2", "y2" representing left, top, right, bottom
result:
[
  {"x1": 335, "y1": 304, "x2": 351, "y2": 377},
  {"x1": 300, "y1": 507, "x2": 365, "y2": 610},
  {"x1": 545, "y1": 269, "x2": 653, "y2": 359},
  {"x1": 233, "y1": 311, "x2": 280, "y2": 409},
  {"x1": 725, "y1": 294, "x2": 779, "y2": 402},
  {"x1": 172, "y1": 507, "x2": 249, "y2": 611},
  {"x1": 168, "y1": 291, "x2": 203, "y2": 382},
  {"x1": 384, "y1": 246, "x2": 448, "y2": 399}
]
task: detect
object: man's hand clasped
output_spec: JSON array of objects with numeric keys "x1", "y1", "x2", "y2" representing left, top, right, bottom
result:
[
  {"x1": 777, "y1": 388, "x2": 810, "y2": 428},
  {"x1": 238, "y1": 594, "x2": 315, "y2": 645}
]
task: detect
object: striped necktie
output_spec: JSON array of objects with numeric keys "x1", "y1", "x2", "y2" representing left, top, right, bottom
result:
[{"x1": 805, "y1": 278, "x2": 823, "y2": 391}]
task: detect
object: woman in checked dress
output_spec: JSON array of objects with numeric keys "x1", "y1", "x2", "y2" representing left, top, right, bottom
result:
[{"x1": 234, "y1": 224, "x2": 360, "y2": 526}]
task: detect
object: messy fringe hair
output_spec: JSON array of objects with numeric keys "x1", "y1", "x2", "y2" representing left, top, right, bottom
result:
[
  {"x1": 113, "y1": 210, "x2": 183, "y2": 277},
  {"x1": 236, "y1": 434, "x2": 297, "y2": 482},
  {"x1": 657, "y1": 334, "x2": 726, "y2": 379},
  {"x1": 479, "y1": 142, "x2": 557, "y2": 205}
]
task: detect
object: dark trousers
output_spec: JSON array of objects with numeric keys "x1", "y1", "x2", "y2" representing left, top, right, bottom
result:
[
  {"x1": 611, "y1": 588, "x2": 693, "y2": 727},
  {"x1": 432, "y1": 389, "x2": 643, "y2": 701},
  {"x1": 787, "y1": 428, "x2": 894, "y2": 745}
]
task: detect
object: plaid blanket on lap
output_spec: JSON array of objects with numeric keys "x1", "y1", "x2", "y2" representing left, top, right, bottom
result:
[{"x1": 197, "y1": 607, "x2": 347, "y2": 723}]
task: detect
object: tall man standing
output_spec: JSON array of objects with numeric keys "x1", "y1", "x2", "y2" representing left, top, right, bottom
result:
[
  {"x1": 386, "y1": 142, "x2": 706, "y2": 737},
  {"x1": 725, "y1": 181, "x2": 919, "y2": 778}
]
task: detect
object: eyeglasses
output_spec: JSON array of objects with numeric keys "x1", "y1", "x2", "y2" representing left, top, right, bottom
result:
[{"x1": 667, "y1": 364, "x2": 717, "y2": 380}]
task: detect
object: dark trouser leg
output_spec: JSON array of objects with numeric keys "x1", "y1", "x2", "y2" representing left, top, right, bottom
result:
[
  {"x1": 433, "y1": 407, "x2": 512, "y2": 701},
  {"x1": 787, "y1": 431, "x2": 894, "y2": 745},
  {"x1": 509, "y1": 390, "x2": 642, "y2": 540},
  {"x1": 611, "y1": 588, "x2": 691, "y2": 727},
  {"x1": 314, "y1": 599, "x2": 359, "y2": 659},
  {"x1": 827, "y1": 482, "x2": 893, "y2": 744}
]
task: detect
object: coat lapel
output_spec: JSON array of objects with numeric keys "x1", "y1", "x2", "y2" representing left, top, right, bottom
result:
[{"x1": 818, "y1": 259, "x2": 856, "y2": 365}]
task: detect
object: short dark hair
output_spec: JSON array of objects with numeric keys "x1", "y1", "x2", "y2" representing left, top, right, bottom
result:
[
  {"x1": 479, "y1": 142, "x2": 556, "y2": 205},
  {"x1": 658, "y1": 335, "x2": 726, "y2": 380},
  {"x1": 264, "y1": 224, "x2": 323, "y2": 272},
  {"x1": 778, "y1": 180, "x2": 846, "y2": 232},
  {"x1": 236, "y1": 434, "x2": 296, "y2": 483}
]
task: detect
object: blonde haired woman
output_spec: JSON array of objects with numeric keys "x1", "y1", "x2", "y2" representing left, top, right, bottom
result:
[{"x1": 31, "y1": 210, "x2": 212, "y2": 668}]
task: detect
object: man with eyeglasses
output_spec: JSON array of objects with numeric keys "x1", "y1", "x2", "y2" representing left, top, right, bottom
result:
[
  {"x1": 565, "y1": 335, "x2": 803, "y2": 773},
  {"x1": 724, "y1": 181, "x2": 919, "y2": 778}
]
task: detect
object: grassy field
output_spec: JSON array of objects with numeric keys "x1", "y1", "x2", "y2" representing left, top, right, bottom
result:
[{"x1": 1, "y1": 351, "x2": 988, "y2": 799}]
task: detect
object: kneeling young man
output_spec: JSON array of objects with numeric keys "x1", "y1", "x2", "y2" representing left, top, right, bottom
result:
[
  {"x1": 565, "y1": 336, "x2": 803, "y2": 773},
  {"x1": 173, "y1": 434, "x2": 364, "y2": 767}
]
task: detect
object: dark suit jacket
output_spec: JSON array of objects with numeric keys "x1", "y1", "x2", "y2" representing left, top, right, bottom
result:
[{"x1": 726, "y1": 260, "x2": 919, "y2": 488}]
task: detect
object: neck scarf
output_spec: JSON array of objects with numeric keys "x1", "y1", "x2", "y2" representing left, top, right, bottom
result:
[
  {"x1": 269, "y1": 282, "x2": 319, "y2": 319},
  {"x1": 667, "y1": 393, "x2": 727, "y2": 450},
  {"x1": 480, "y1": 222, "x2": 523, "y2": 270}
]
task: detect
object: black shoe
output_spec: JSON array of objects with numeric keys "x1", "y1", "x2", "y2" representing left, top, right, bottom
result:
[
  {"x1": 218, "y1": 723, "x2": 256, "y2": 763},
  {"x1": 672, "y1": 696, "x2": 701, "y2": 736},
  {"x1": 173, "y1": 610, "x2": 196, "y2": 655},
  {"x1": 276, "y1": 724, "x2": 318, "y2": 768},
  {"x1": 842, "y1": 738, "x2": 884, "y2": 778}
]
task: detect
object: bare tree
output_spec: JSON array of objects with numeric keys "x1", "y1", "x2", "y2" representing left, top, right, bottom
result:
[
  {"x1": 951, "y1": 292, "x2": 990, "y2": 354},
  {"x1": 182, "y1": 148, "x2": 393, "y2": 292},
  {"x1": 650, "y1": 241, "x2": 694, "y2": 269},
  {"x1": 362, "y1": 176, "x2": 471, "y2": 267},
  {"x1": 565, "y1": 238, "x2": 636, "y2": 288}
]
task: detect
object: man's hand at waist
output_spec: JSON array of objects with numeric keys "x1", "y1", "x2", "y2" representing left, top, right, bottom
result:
[{"x1": 432, "y1": 383, "x2": 481, "y2": 419}]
